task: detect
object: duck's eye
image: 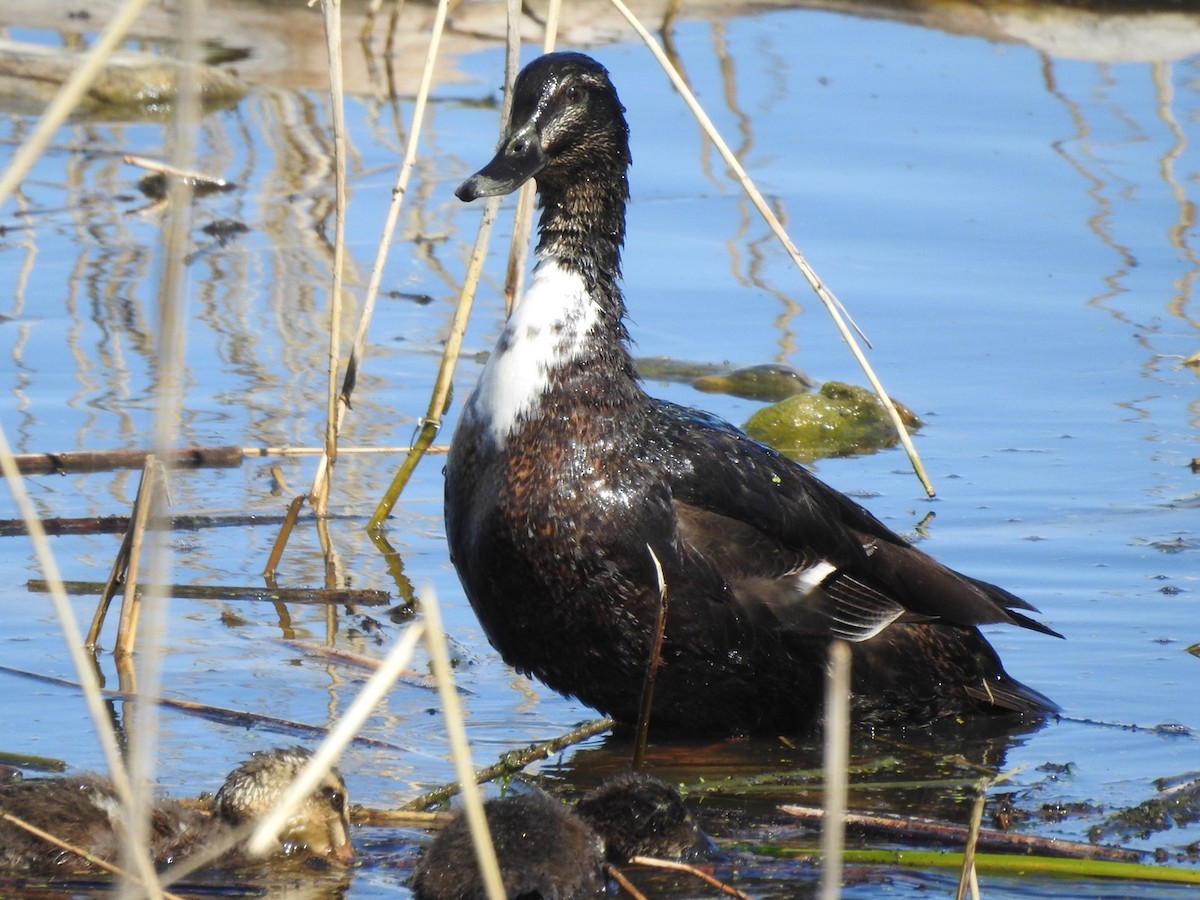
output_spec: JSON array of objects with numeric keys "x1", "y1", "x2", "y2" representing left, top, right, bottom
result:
[{"x1": 564, "y1": 84, "x2": 583, "y2": 103}]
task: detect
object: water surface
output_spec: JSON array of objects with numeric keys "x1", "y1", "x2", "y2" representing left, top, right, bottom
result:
[{"x1": 1, "y1": 1, "x2": 1198, "y2": 896}]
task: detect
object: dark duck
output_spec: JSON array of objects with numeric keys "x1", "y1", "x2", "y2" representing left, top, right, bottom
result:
[{"x1": 445, "y1": 51, "x2": 1060, "y2": 735}]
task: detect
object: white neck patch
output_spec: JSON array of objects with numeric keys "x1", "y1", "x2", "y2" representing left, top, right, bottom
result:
[{"x1": 465, "y1": 256, "x2": 599, "y2": 444}]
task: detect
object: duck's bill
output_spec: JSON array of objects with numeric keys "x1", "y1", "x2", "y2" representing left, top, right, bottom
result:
[{"x1": 455, "y1": 126, "x2": 546, "y2": 201}]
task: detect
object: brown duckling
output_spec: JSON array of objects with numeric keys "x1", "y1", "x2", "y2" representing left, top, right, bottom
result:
[
  {"x1": 411, "y1": 790, "x2": 604, "y2": 900},
  {"x1": 574, "y1": 772, "x2": 709, "y2": 863},
  {"x1": 213, "y1": 746, "x2": 353, "y2": 863},
  {"x1": 411, "y1": 775, "x2": 706, "y2": 900},
  {"x1": 0, "y1": 746, "x2": 352, "y2": 874}
]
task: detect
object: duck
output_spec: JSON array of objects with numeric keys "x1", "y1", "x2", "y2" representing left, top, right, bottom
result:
[
  {"x1": 410, "y1": 774, "x2": 705, "y2": 900},
  {"x1": 0, "y1": 746, "x2": 353, "y2": 874},
  {"x1": 445, "y1": 51, "x2": 1060, "y2": 735}
]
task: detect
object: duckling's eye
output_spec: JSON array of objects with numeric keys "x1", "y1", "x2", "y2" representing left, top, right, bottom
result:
[{"x1": 323, "y1": 787, "x2": 346, "y2": 814}]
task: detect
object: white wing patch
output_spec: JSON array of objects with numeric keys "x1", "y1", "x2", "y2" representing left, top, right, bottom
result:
[
  {"x1": 793, "y1": 559, "x2": 837, "y2": 595},
  {"x1": 466, "y1": 255, "x2": 598, "y2": 444},
  {"x1": 790, "y1": 560, "x2": 906, "y2": 642}
]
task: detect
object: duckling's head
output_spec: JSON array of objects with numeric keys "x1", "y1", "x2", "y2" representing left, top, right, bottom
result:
[
  {"x1": 457, "y1": 52, "x2": 630, "y2": 202},
  {"x1": 213, "y1": 747, "x2": 353, "y2": 863},
  {"x1": 574, "y1": 772, "x2": 710, "y2": 863}
]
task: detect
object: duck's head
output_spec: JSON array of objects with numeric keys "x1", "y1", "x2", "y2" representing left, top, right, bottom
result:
[
  {"x1": 213, "y1": 747, "x2": 353, "y2": 863},
  {"x1": 457, "y1": 51, "x2": 630, "y2": 202}
]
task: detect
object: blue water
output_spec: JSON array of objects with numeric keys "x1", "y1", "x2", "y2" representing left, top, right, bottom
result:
[{"x1": 1, "y1": 2, "x2": 1198, "y2": 896}]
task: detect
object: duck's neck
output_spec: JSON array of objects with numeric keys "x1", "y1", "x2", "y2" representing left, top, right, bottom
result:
[
  {"x1": 468, "y1": 170, "x2": 645, "y2": 445},
  {"x1": 534, "y1": 172, "x2": 629, "y2": 321}
]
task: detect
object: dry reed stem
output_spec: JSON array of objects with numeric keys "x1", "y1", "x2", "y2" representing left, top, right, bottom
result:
[
  {"x1": 0, "y1": 810, "x2": 187, "y2": 900},
  {"x1": 0, "y1": 428, "x2": 162, "y2": 896},
  {"x1": 956, "y1": 783, "x2": 987, "y2": 900},
  {"x1": 820, "y1": 640, "x2": 850, "y2": 900},
  {"x1": 954, "y1": 766, "x2": 1021, "y2": 900},
  {"x1": 606, "y1": 863, "x2": 650, "y2": 900},
  {"x1": 264, "y1": 493, "x2": 306, "y2": 579},
  {"x1": 628, "y1": 856, "x2": 753, "y2": 900},
  {"x1": 86, "y1": 467, "x2": 149, "y2": 647},
  {"x1": 420, "y1": 586, "x2": 507, "y2": 900},
  {"x1": 123, "y1": 1, "x2": 205, "y2": 890},
  {"x1": 310, "y1": 0, "x2": 452, "y2": 511},
  {"x1": 501, "y1": 0, "x2": 562, "y2": 315},
  {"x1": 368, "y1": 194, "x2": 502, "y2": 527},
  {"x1": 315, "y1": 0, "x2": 350, "y2": 518},
  {"x1": 632, "y1": 544, "x2": 668, "y2": 769},
  {"x1": 370, "y1": 0, "x2": 523, "y2": 526},
  {"x1": 246, "y1": 622, "x2": 426, "y2": 857},
  {"x1": 114, "y1": 457, "x2": 160, "y2": 657},
  {"x1": 246, "y1": 444, "x2": 449, "y2": 458},
  {"x1": 606, "y1": 0, "x2": 934, "y2": 497},
  {"x1": 0, "y1": 0, "x2": 156, "y2": 207},
  {"x1": 1, "y1": 664, "x2": 414, "y2": 752}
]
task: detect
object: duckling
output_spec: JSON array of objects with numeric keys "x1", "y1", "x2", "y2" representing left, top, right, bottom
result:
[
  {"x1": 411, "y1": 790, "x2": 605, "y2": 900},
  {"x1": 574, "y1": 772, "x2": 708, "y2": 863},
  {"x1": 411, "y1": 775, "x2": 704, "y2": 900},
  {"x1": 213, "y1": 746, "x2": 353, "y2": 863},
  {"x1": 445, "y1": 51, "x2": 1060, "y2": 734},
  {"x1": 0, "y1": 746, "x2": 352, "y2": 874}
]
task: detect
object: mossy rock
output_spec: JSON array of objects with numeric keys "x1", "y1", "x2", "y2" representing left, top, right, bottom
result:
[{"x1": 744, "y1": 381, "x2": 922, "y2": 462}]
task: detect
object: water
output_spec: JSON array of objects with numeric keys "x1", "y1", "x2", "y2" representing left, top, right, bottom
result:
[{"x1": 1, "y1": 0, "x2": 1198, "y2": 896}]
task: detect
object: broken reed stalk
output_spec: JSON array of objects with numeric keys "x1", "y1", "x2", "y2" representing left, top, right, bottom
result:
[
  {"x1": 821, "y1": 640, "x2": 851, "y2": 900},
  {"x1": 314, "y1": 0, "x2": 350, "y2": 518},
  {"x1": 40, "y1": 580, "x2": 391, "y2": 606},
  {"x1": 605, "y1": 865, "x2": 649, "y2": 900},
  {"x1": 628, "y1": 856, "x2": 753, "y2": 900},
  {"x1": 777, "y1": 805, "x2": 1142, "y2": 863},
  {"x1": 606, "y1": 0, "x2": 934, "y2": 498},
  {"x1": 369, "y1": 0, "x2": 523, "y2": 527},
  {"x1": 11, "y1": 445, "x2": 242, "y2": 475},
  {"x1": 0, "y1": 0, "x2": 155, "y2": 207},
  {"x1": 264, "y1": 494, "x2": 306, "y2": 579},
  {"x1": 85, "y1": 464, "x2": 147, "y2": 647},
  {"x1": 247, "y1": 622, "x2": 426, "y2": 857},
  {"x1": 632, "y1": 544, "x2": 669, "y2": 770},
  {"x1": 421, "y1": 586, "x2": 506, "y2": 900},
  {"x1": 402, "y1": 716, "x2": 615, "y2": 811},
  {"x1": 0, "y1": 664, "x2": 414, "y2": 752},
  {"x1": 114, "y1": 457, "x2": 161, "y2": 656}
]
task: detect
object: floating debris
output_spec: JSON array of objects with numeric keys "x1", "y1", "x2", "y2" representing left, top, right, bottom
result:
[{"x1": 693, "y1": 363, "x2": 815, "y2": 402}]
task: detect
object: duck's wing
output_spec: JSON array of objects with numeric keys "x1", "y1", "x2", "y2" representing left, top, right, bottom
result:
[{"x1": 653, "y1": 402, "x2": 1061, "y2": 640}]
